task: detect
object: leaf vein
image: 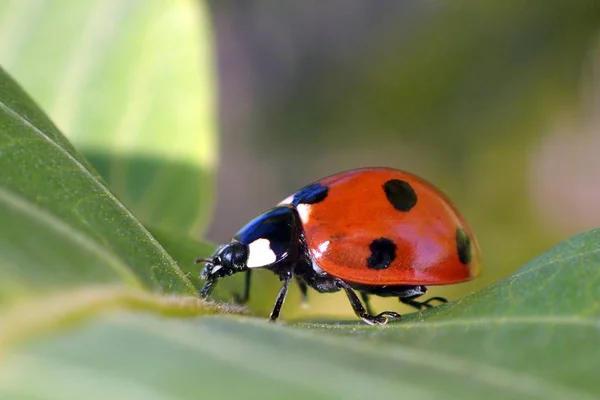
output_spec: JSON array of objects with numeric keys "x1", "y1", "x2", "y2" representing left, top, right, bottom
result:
[
  {"x1": 509, "y1": 248, "x2": 600, "y2": 281},
  {"x1": 0, "y1": 98, "x2": 195, "y2": 292},
  {"x1": 230, "y1": 318, "x2": 597, "y2": 400},
  {"x1": 0, "y1": 187, "x2": 142, "y2": 287},
  {"x1": 282, "y1": 319, "x2": 598, "y2": 399},
  {"x1": 306, "y1": 315, "x2": 600, "y2": 331}
]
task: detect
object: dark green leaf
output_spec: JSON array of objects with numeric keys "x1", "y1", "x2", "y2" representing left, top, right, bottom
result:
[
  {"x1": 298, "y1": 227, "x2": 600, "y2": 398},
  {"x1": 0, "y1": 67, "x2": 195, "y2": 300},
  {"x1": 2, "y1": 225, "x2": 599, "y2": 399}
]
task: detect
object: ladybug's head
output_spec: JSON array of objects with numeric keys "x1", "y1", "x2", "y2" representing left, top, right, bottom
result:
[{"x1": 195, "y1": 241, "x2": 248, "y2": 297}]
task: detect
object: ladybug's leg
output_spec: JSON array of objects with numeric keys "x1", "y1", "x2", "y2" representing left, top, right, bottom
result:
[
  {"x1": 360, "y1": 292, "x2": 375, "y2": 316},
  {"x1": 269, "y1": 271, "x2": 293, "y2": 322},
  {"x1": 233, "y1": 270, "x2": 252, "y2": 305},
  {"x1": 199, "y1": 275, "x2": 217, "y2": 298},
  {"x1": 296, "y1": 278, "x2": 309, "y2": 306},
  {"x1": 422, "y1": 296, "x2": 448, "y2": 306},
  {"x1": 335, "y1": 280, "x2": 401, "y2": 326},
  {"x1": 400, "y1": 295, "x2": 447, "y2": 310}
]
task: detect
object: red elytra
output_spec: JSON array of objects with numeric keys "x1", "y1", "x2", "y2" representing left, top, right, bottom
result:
[
  {"x1": 294, "y1": 167, "x2": 482, "y2": 286},
  {"x1": 197, "y1": 167, "x2": 482, "y2": 325}
]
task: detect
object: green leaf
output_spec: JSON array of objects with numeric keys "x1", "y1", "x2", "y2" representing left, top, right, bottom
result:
[
  {"x1": 148, "y1": 227, "x2": 215, "y2": 291},
  {"x1": 297, "y1": 227, "x2": 600, "y2": 398},
  {"x1": 0, "y1": 66, "x2": 195, "y2": 300},
  {"x1": 0, "y1": 0, "x2": 218, "y2": 236},
  {"x1": 2, "y1": 222, "x2": 599, "y2": 399}
]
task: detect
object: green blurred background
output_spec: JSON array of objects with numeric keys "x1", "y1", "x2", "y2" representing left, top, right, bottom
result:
[
  {"x1": 3, "y1": 0, "x2": 600, "y2": 321},
  {"x1": 205, "y1": 1, "x2": 600, "y2": 319}
]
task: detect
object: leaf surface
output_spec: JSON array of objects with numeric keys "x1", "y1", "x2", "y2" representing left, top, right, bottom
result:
[
  {"x1": 2, "y1": 227, "x2": 598, "y2": 400},
  {"x1": 0, "y1": 67, "x2": 195, "y2": 301}
]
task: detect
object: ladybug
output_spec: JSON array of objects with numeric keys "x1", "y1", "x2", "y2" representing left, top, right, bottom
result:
[{"x1": 195, "y1": 167, "x2": 481, "y2": 325}]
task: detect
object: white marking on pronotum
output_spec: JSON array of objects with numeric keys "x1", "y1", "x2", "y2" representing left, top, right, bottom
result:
[
  {"x1": 296, "y1": 204, "x2": 311, "y2": 223},
  {"x1": 278, "y1": 194, "x2": 295, "y2": 205},
  {"x1": 246, "y1": 238, "x2": 277, "y2": 268},
  {"x1": 211, "y1": 265, "x2": 223, "y2": 274}
]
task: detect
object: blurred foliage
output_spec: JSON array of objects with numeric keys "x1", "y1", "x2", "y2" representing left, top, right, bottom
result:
[
  {"x1": 1, "y1": 71, "x2": 600, "y2": 395},
  {"x1": 266, "y1": 2, "x2": 600, "y2": 149},
  {"x1": 0, "y1": 1, "x2": 600, "y2": 397},
  {"x1": 0, "y1": 0, "x2": 218, "y2": 237},
  {"x1": 209, "y1": 1, "x2": 600, "y2": 316},
  {"x1": 2, "y1": 0, "x2": 597, "y2": 323}
]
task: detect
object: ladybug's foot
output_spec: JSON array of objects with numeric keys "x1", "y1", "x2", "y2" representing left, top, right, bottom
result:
[
  {"x1": 423, "y1": 296, "x2": 448, "y2": 307},
  {"x1": 400, "y1": 296, "x2": 448, "y2": 311},
  {"x1": 361, "y1": 311, "x2": 401, "y2": 326},
  {"x1": 335, "y1": 279, "x2": 401, "y2": 325},
  {"x1": 199, "y1": 276, "x2": 216, "y2": 299}
]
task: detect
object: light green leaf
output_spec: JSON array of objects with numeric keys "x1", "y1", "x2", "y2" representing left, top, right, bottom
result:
[
  {"x1": 0, "y1": 66, "x2": 195, "y2": 300},
  {"x1": 0, "y1": 0, "x2": 218, "y2": 236},
  {"x1": 1, "y1": 43, "x2": 598, "y2": 398},
  {"x1": 298, "y1": 227, "x2": 600, "y2": 399},
  {"x1": 1, "y1": 224, "x2": 592, "y2": 399}
]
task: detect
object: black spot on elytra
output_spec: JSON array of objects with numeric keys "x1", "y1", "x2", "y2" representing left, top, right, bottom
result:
[
  {"x1": 383, "y1": 179, "x2": 417, "y2": 211},
  {"x1": 293, "y1": 183, "x2": 329, "y2": 205},
  {"x1": 366, "y1": 238, "x2": 397, "y2": 270},
  {"x1": 456, "y1": 227, "x2": 472, "y2": 265}
]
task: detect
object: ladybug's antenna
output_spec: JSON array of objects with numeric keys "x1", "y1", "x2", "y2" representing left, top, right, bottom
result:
[{"x1": 194, "y1": 257, "x2": 213, "y2": 265}]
